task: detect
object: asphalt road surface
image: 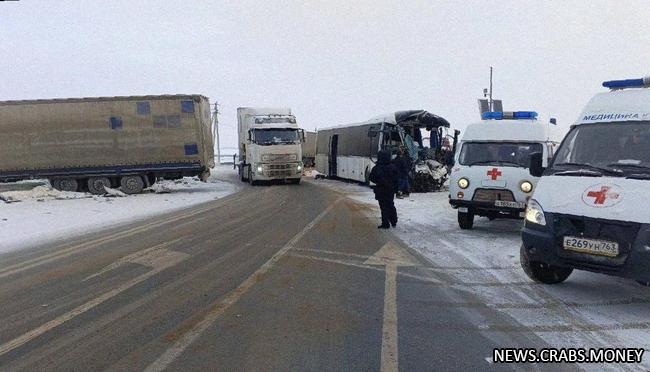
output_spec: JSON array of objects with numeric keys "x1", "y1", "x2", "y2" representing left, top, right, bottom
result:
[{"x1": 0, "y1": 181, "x2": 567, "y2": 371}]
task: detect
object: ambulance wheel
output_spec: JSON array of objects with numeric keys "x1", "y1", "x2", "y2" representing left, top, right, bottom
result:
[
  {"x1": 520, "y1": 245, "x2": 573, "y2": 284},
  {"x1": 458, "y1": 210, "x2": 474, "y2": 230},
  {"x1": 637, "y1": 280, "x2": 650, "y2": 287}
]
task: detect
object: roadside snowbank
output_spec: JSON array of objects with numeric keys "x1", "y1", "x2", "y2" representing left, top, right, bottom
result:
[
  {"x1": 0, "y1": 166, "x2": 241, "y2": 253},
  {"x1": 309, "y1": 177, "x2": 650, "y2": 370}
]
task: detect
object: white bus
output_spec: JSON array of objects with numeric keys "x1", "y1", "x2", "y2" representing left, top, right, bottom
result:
[{"x1": 315, "y1": 110, "x2": 454, "y2": 188}]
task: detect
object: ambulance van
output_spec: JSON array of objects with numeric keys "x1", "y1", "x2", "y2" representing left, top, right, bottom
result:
[
  {"x1": 521, "y1": 77, "x2": 650, "y2": 286},
  {"x1": 449, "y1": 111, "x2": 554, "y2": 229}
]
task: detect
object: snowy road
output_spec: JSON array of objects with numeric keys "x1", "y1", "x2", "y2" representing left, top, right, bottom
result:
[
  {"x1": 0, "y1": 169, "x2": 646, "y2": 370},
  {"x1": 311, "y1": 176, "x2": 650, "y2": 371}
]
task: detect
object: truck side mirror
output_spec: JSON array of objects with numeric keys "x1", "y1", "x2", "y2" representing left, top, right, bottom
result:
[
  {"x1": 248, "y1": 130, "x2": 252, "y2": 141},
  {"x1": 300, "y1": 129, "x2": 305, "y2": 142},
  {"x1": 529, "y1": 152, "x2": 544, "y2": 177}
]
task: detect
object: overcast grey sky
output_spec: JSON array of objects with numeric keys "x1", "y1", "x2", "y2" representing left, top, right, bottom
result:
[{"x1": 2, "y1": 0, "x2": 649, "y2": 149}]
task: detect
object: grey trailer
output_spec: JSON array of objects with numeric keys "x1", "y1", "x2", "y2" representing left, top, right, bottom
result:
[{"x1": 0, "y1": 94, "x2": 215, "y2": 194}]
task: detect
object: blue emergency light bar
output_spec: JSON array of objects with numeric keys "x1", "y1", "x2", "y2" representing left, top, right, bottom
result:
[
  {"x1": 602, "y1": 76, "x2": 650, "y2": 89},
  {"x1": 482, "y1": 111, "x2": 538, "y2": 120}
]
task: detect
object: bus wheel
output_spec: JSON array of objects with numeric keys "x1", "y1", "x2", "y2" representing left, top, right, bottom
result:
[
  {"x1": 120, "y1": 175, "x2": 144, "y2": 194},
  {"x1": 87, "y1": 177, "x2": 112, "y2": 195},
  {"x1": 458, "y1": 210, "x2": 474, "y2": 230},
  {"x1": 52, "y1": 178, "x2": 79, "y2": 192},
  {"x1": 520, "y1": 245, "x2": 572, "y2": 284}
]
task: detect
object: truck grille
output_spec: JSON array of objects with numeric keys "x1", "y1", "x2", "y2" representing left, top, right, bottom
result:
[
  {"x1": 472, "y1": 188, "x2": 515, "y2": 202},
  {"x1": 262, "y1": 153, "x2": 298, "y2": 163},
  {"x1": 262, "y1": 163, "x2": 297, "y2": 178}
]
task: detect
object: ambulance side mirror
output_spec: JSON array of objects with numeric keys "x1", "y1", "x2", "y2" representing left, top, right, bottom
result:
[{"x1": 529, "y1": 152, "x2": 544, "y2": 177}]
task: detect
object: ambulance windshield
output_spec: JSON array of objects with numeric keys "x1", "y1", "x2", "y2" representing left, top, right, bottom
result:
[
  {"x1": 552, "y1": 122, "x2": 650, "y2": 176},
  {"x1": 459, "y1": 142, "x2": 542, "y2": 168}
]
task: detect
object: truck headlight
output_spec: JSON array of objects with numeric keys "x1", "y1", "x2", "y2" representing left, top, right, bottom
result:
[
  {"x1": 520, "y1": 181, "x2": 533, "y2": 193},
  {"x1": 297, "y1": 164, "x2": 303, "y2": 171},
  {"x1": 256, "y1": 164, "x2": 263, "y2": 173},
  {"x1": 457, "y1": 178, "x2": 469, "y2": 189},
  {"x1": 525, "y1": 199, "x2": 546, "y2": 226}
]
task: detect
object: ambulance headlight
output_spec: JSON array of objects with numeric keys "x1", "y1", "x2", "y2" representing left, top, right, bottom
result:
[
  {"x1": 525, "y1": 199, "x2": 546, "y2": 226},
  {"x1": 457, "y1": 178, "x2": 469, "y2": 189},
  {"x1": 520, "y1": 181, "x2": 533, "y2": 193}
]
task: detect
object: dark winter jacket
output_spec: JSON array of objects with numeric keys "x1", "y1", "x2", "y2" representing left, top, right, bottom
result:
[
  {"x1": 393, "y1": 153, "x2": 411, "y2": 178},
  {"x1": 369, "y1": 150, "x2": 399, "y2": 200}
]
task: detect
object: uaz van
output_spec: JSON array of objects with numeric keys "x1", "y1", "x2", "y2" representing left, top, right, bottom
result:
[
  {"x1": 521, "y1": 77, "x2": 650, "y2": 286},
  {"x1": 449, "y1": 111, "x2": 555, "y2": 229}
]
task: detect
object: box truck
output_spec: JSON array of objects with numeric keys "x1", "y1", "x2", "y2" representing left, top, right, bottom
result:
[
  {"x1": 237, "y1": 107, "x2": 304, "y2": 185},
  {"x1": 0, "y1": 95, "x2": 215, "y2": 194}
]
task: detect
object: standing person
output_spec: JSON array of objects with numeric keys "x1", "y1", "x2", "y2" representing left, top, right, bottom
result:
[
  {"x1": 394, "y1": 145, "x2": 411, "y2": 198},
  {"x1": 369, "y1": 149, "x2": 399, "y2": 229}
]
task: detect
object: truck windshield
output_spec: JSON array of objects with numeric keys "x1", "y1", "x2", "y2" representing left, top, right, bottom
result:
[
  {"x1": 253, "y1": 128, "x2": 300, "y2": 145},
  {"x1": 552, "y1": 121, "x2": 650, "y2": 176},
  {"x1": 459, "y1": 142, "x2": 542, "y2": 167}
]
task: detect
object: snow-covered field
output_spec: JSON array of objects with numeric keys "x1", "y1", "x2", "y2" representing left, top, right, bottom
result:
[
  {"x1": 0, "y1": 165, "x2": 241, "y2": 253},
  {"x1": 308, "y1": 176, "x2": 650, "y2": 371}
]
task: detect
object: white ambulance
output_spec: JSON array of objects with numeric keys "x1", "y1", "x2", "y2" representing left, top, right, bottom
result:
[
  {"x1": 449, "y1": 111, "x2": 554, "y2": 229},
  {"x1": 521, "y1": 76, "x2": 650, "y2": 286}
]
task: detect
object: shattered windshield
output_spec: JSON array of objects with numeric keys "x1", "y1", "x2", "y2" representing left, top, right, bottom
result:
[
  {"x1": 253, "y1": 128, "x2": 300, "y2": 145},
  {"x1": 459, "y1": 142, "x2": 542, "y2": 167},
  {"x1": 552, "y1": 122, "x2": 650, "y2": 176}
]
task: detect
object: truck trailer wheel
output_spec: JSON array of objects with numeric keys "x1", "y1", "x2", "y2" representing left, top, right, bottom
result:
[
  {"x1": 120, "y1": 175, "x2": 144, "y2": 194},
  {"x1": 520, "y1": 245, "x2": 572, "y2": 284},
  {"x1": 52, "y1": 178, "x2": 79, "y2": 192},
  {"x1": 458, "y1": 210, "x2": 474, "y2": 230},
  {"x1": 87, "y1": 177, "x2": 112, "y2": 195}
]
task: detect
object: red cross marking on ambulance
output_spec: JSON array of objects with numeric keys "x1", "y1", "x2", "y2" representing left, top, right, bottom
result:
[
  {"x1": 586, "y1": 186, "x2": 619, "y2": 205},
  {"x1": 487, "y1": 168, "x2": 502, "y2": 180}
]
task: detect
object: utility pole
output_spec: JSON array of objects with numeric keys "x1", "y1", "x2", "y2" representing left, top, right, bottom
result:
[
  {"x1": 484, "y1": 66, "x2": 494, "y2": 111},
  {"x1": 212, "y1": 102, "x2": 221, "y2": 165}
]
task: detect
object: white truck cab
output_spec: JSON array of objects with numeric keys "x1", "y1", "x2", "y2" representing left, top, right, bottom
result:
[
  {"x1": 449, "y1": 111, "x2": 554, "y2": 229},
  {"x1": 237, "y1": 108, "x2": 304, "y2": 185},
  {"x1": 521, "y1": 76, "x2": 650, "y2": 286}
]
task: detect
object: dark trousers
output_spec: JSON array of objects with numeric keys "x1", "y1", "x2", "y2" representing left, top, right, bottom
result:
[{"x1": 378, "y1": 197, "x2": 397, "y2": 226}]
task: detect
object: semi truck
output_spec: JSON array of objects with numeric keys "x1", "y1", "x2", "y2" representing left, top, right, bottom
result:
[
  {"x1": 0, "y1": 94, "x2": 215, "y2": 194},
  {"x1": 237, "y1": 107, "x2": 304, "y2": 185}
]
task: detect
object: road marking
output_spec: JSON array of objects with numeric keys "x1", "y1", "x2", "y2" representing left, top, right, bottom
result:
[
  {"x1": 364, "y1": 241, "x2": 419, "y2": 372},
  {"x1": 83, "y1": 238, "x2": 183, "y2": 281},
  {"x1": 144, "y1": 197, "x2": 342, "y2": 372},
  {"x1": 0, "y1": 243, "x2": 189, "y2": 357},
  {"x1": 0, "y1": 204, "x2": 214, "y2": 279}
]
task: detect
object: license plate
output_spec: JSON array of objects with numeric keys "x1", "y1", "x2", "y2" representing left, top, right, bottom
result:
[
  {"x1": 563, "y1": 236, "x2": 619, "y2": 257},
  {"x1": 494, "y1": 200, "x2": 526, "y2": 209}
]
